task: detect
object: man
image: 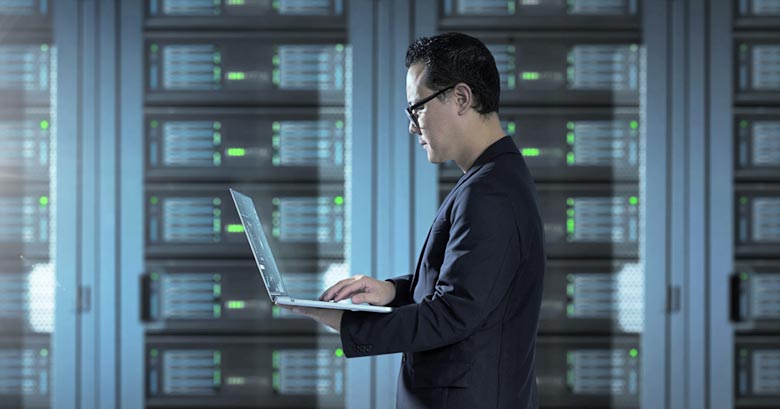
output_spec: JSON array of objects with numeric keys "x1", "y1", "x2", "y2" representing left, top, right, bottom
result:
[{"x1": 284, "y1": 32, "x2": 546, "y2": 409}]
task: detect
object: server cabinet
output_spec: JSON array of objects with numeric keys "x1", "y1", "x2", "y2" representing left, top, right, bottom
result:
[
  {"x1": 536, "y1": 336, "x2": 640, "y2": 408},
  {"x1": 729, "y1": 2, "x2": 780, "y2": 408},
  {"x1": 142, "y1": 259, "x2": 348, "y2": 334},
  {"x1": 139, "y1": 1, "x2": 352, "y2": 408},
  {"x1": 146, "y1": 336, "x2": 345, "y2": 408},
  {"x1": 0, "y1": 3, "x2": 59, "y2": 408}
]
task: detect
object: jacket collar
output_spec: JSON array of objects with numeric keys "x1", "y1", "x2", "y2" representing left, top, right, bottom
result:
[
  {"x1": 466, "y1": 135, "x2": 519, "y2": 173},
  {"x1": 453, "y1": 135, "x2": 518, "y2": 186}
]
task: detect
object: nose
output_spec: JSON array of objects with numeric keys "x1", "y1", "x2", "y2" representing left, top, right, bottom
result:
[{"x1": 408, "y1": 120, "x2": 420, "y2": 135}]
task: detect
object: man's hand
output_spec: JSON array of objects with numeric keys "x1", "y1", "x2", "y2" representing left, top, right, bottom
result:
[
  {"x1": 320, "y1": 275, "x2": 396, "y2": 306},
  {"x1": 279, "y1": 305, "x2": 343, "y2": 333}
]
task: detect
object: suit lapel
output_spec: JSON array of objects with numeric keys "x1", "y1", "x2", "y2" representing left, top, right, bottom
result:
[{"x1": 410, "y1": 162, "x2": 486, "y2": 295}]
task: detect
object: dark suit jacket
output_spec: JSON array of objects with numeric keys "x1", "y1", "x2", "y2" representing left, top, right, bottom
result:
[{"x1": 340, "y1": 136, "x2": 546, "y2": 409}]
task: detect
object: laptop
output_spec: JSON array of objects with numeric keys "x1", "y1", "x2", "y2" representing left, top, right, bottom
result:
[{"x1": 230, "y1": 189, "x2": 392, "y2": 313}]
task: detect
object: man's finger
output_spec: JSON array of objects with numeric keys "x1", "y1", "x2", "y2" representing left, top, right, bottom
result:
[
  {"x1": 333, "y1": 280, "x2": 369, "y2": 301},
  {"x1": 320, "y1": 278, "x2": 354, "y2": 300}
]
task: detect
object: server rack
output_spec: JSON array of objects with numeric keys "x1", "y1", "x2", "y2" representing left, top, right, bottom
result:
[
  {"x1": 731, "y1": 2, "x2": 780, "y2": 407},
  {"x1": 0, "y1": 3, "x2": 56, "y2": 408},
  {"x1": 139, "y1": 1, "x2": 351, "y2": 408},
  {"x1": 434, "y1": 1, "x2": 644, "y2": 407}
]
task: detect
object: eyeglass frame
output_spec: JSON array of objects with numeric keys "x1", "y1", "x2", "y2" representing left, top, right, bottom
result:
[{"x1": 405, "y1": 85, "x2": 456, "y2": 130}]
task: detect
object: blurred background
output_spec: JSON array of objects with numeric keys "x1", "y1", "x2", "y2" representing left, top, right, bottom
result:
[{"x1": 0, "y1": 0, "x2": 776, "y2": 408}]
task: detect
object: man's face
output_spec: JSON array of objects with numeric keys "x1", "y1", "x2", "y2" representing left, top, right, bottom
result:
[{"x1": 406, "y1": 63, "x2": 453, "y2": 164}]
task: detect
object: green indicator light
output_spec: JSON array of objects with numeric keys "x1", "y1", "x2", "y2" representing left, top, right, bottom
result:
[
  {"x1": 227, "y1": 71, "x2": 245, "y2": 81},
  {"x1": 214, "y1": 351, "x2": 221, "y2": 365},
  {"x1": 630, "y1": 120, "x2": 639, "y2": 130},
  {"x1": 521, "y1": 148, "x2": 540, "y2": 157},
  {"x1": 213, "y1": 152, "x2": 222, "y2": 166},
  {"x1": 213, "y1": 67, "x2": 221, "y2": 81},
  {"x1": 272, "y1": 0, "x2": 280, "y2": 10},
  {"x1": 334, "y1": 196, "x2": 344, "y2": 205},
  {"x1": 740, "y1": 120, "x2": 749, "y2": 129},
  {"x1": 566, "y1": 284, "x2": 574, "y2": 297},
  {"x1": 213, "y1": 121, "x2": 221, "y2": 130},
  {"x1": 213, "y1": 132, "x2": 221, "y2": 146},
  {"x1": 40, "y1": 44, "x2": 49, "y2": 52},
  {"x1": 272, "y1": 156, "x2": 281, "y2": 166},
  {"x1": 566, "y1": 152, "x2": 575, "y2": 165},
  {"x1": 39, "y1": 196, "x2": 48, "y2": 206},
  {"x1": 40, "y1": 120, "x2": 49, "y2": 130},
  {"x1": 272, "y1": 136, "x2": 280, "y2": 148},
  {"x1": 213, "y1": 304, "x2": 221, "y2": 318},
  {"x1": 213, "y1": 54, "x2": 221, "y2": 64},
  {"x1": 150, "y1": 120, "x2": 158, "y2": 129},
  {"x1": 227, "y1": 377, "x2": 246, "y2": 385},
  {"x1": 150, "y1": 272, "x2": 159, "y2": 281},
  {"x1": 629, "y1": 348, "x2": 638, "y2": 358},
  {"x1": 272, "y1": 55, "x2": 280, "y2": 65},
  {"x1": 507, "y1": 0, "x2": 515, "y2": 14},
  {"x1": 272, "y1": 227, "x2": 280, "y2": 237},
  {"x1": 227, "y1": 147, "x2": 246, "y2": 157},
  {"x1": 272, "y1": 69, "x2": 280, "y2": 85},
  {"x1": 272, "y1": 305, "x2": 281, "y2": 318},
  {"x1": 272, "y1": 198, "x2": 281, "y2": 206},
  {"x1": 227, "y1": 300, "x2": 246, "y2": 309},
  {"x1": 150, "y1": 196, "x2": 158, "y2": 205},
  {"x1": 335, "y1": 348, "x2": 344, "y2": 358},
  {"x1": 227, "y1": 224, "x2": 245, "y2": 233},
  {"x1": 507, "y1": 75, "x2": 516, "y2": 90},
  {"x1": 629, "y1": 196, "x2": 639, "y2": 206},
  {"x1": 521, "y1": 71, "x2": 540, "y2": 81},
  {"x1": 213, "y1": 219, "x2": 221, "y2": 233},
  {"x1": 336, "y1": 44, "x2": 345, "y2": 52},
  {"x1": 227, "y1": 0, "x2": 245, "y2": 4},
  {"x1": 566, "y1": 304, "x2": 574, "y2": 317},
  {"x1": 740, "y1": 272, "x2": 749, "y2": 281},
  {"x1": 507, "y1": 122, "x2": 516, "y2": 134},
  {"x1": 40, "y1": 348, "x2": 48, "y2": 357},
  {"x1": 567, "y1": 121, "x2": 575, "y2": 130},
  {"x1": 567, "y1": 198, "x2": 574, "y2": 206},
  {"x1": 213, "y1": 284, "x2": 221, "y2": 297},
  {"x1": 272, "y1": 372, "x2": 280, "y2": 390},
  {"x1": 336, "y1": 120, "x2": 344, "y2": 129},
  {"x1": 150, "y1": 349, "x2": 158, "y2": 358},
  {"x1": 213, "y1": 274, "x2": 221, "y2": 282},
  {"x1": 272, "y1": 351, "x2": 280, "y2": 368},
  {"x1": 213, "y1": 198, "x2": 222, "y2": 206},
  {"x1": 567, "y1": 219, "x2": 575, "y2": 234},
  {"x1": 213, "y1": 370, "x2": 221, "y2": 386},
  {"x1": 150, "y1": 43, "x2": 158, "y2": 53},
  {"x1": 566, "y1": 351, "x2": 573, "y2": 365},
  {"x1": 566, "y1": 209, "x2": 575, "y2": 217},
  {"x1": 630, "y1": 44, "x2": 639, "y2": 52},
  {"x1": 740, "y1": 196, "x2": 748, "y2": 205},
  {"x1": 272, "y1": 121, "x2": 281, "y2": 132}
]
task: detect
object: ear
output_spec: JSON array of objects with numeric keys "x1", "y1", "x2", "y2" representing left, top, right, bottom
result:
[{"x1": 453, "y1": 82, "x2": 473, "y2": 116}]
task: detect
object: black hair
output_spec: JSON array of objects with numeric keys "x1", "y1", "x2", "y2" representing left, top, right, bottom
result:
[{"x1": 405, "y1": 32, "x2": 500, "y2": 115}]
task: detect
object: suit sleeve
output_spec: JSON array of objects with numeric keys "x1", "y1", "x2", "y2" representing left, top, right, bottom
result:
[
  {"x1": 340, "y1": 186, "x2": 523, "y2": 357},
  {"x1": 385, "y1": 275, "x2": 413, "y2": 307}
]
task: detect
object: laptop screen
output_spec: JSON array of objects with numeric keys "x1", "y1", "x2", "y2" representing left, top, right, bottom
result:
[{"x1": 230, "y1": 189, "x2": 288, "y2": 298}]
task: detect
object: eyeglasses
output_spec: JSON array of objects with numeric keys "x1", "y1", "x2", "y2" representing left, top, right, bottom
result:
[{"x1": 405, "y1": 85, "x2": 455, "y2": 130}]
